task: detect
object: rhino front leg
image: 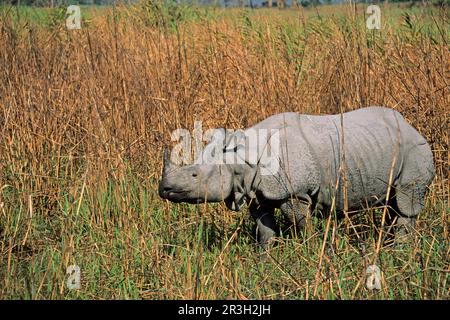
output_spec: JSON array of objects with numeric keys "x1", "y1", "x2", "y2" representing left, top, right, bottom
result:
[
  {"x1": 395, "y1": 216, "x2": 416, "y2": 243},
  {"x1": 249, "y1": 203, "x2": 277, "y2": 250},
  {"x1": 280, "y1": 198, "x2": 310, "y2": 231}
]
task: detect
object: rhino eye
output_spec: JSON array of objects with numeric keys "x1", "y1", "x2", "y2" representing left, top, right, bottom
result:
[{"x1": 192, "y1": 173, "x2": 198, "y2": 177}]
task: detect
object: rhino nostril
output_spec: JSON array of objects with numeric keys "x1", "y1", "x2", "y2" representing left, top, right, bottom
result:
[{"x1": 164, "y1": 187, "x2": 173, "y2": 192}]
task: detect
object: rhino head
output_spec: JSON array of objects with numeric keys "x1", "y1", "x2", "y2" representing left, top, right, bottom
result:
[
  {"x1": 158, "y1": 146, "x2": 235, "y2": 204},
  {"x1": 158, "y1": 129, "x2": 245, "y2": 208},
  {"x1": 158, "y1": 127, "x2": 282, "y2": 210}
]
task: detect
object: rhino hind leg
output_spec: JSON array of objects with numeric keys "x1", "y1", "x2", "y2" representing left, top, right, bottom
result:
[
  {"x1": 249, "y1": 203, "x2": 277, "y2": 250},
  {"x1": 392, "y1": 143, "x2": 435, "y2": 241},
  {"x1": 390, "y1": 179, "x2": 428, "y2": 242}
]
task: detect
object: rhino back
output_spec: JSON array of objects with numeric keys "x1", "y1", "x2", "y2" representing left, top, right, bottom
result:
[{"x1": 253, "y1": 107, "x2": 429, "y2": 210}]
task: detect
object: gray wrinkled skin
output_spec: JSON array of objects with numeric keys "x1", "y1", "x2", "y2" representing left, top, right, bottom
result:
[{"x1": 159, "y1": 107, "x2": 435, "y2": 248}]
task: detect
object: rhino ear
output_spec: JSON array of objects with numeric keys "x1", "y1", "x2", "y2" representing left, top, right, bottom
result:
[
  {"x1": 198, "y1": 128, "x2": 237, "y2": 164},
  {"x1": 223, "y1": 129, "x2": 246, "y2": 152}
]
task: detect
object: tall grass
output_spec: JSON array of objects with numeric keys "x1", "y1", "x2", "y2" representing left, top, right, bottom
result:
[{"x1": 0, "y1": 3, "x2": 448, "y2": 299}]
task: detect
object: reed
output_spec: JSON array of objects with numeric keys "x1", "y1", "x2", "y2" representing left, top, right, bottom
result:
[{"x1": 0, "y1": 2, "x2": 448, "y2": 299}]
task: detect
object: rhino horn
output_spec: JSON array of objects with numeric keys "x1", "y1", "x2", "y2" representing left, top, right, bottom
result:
[{"x1": 163, "y1": 145, "x2": 176, "y2": 174}]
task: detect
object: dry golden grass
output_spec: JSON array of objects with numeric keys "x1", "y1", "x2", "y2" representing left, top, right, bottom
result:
[{"x1": 0, "y1": 3, "x2": 448, "y2": 299}]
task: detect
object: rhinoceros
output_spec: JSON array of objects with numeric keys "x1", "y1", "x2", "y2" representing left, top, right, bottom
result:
[{"x1": 159, "y1": 107, "x2": 435, "y2": 248}]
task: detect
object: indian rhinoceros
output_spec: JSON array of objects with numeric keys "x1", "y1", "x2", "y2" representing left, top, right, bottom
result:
[{"x1": 159, "y1": 107, "x2": 435, "y2": 248}]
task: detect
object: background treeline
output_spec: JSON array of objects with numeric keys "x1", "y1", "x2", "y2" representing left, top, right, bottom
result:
[{"x1": 2, "y1": 0, "x2": 448, "y2": 9}]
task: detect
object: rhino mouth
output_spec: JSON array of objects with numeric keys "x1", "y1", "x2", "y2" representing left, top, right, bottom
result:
[
  {"x1": 159, "y1": 187, "x2": 199, "y2": 202},
  {"x1": 160, "y1": 189, "x2": 185, "y2": 199},
  {"x1": 160, "y1": 188, "x2": 210, "y2": 204},
  {"x1": 166, "y1": 191, "x2": 186, "y2": 199},
  {"x1": 167, "y1": 194, "x2": 204, "y2": 204}
]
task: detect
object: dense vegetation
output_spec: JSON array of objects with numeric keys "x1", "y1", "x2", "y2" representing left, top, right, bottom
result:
[{"x1": 0, "y1": 2, "x2": 448, "y2": 299}]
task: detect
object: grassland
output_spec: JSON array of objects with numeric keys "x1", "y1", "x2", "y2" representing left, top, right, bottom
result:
[{"x1": 0, "y1": 2, "x2": 448, "y2": 299}]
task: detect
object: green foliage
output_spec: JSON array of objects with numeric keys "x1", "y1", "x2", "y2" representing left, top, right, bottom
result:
[
  {"x1": 0, "y1": 173, "x2": 447, "y2": 299},
  {"x1": 0, "y1": 3, "x2": 448, "y2": 300},
  {"x1": 46, "y1": 5, "x2": 66, "y2": 28},
  {"x1": 139, "y1": 0, "x2": 200, "y2": 31}
]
